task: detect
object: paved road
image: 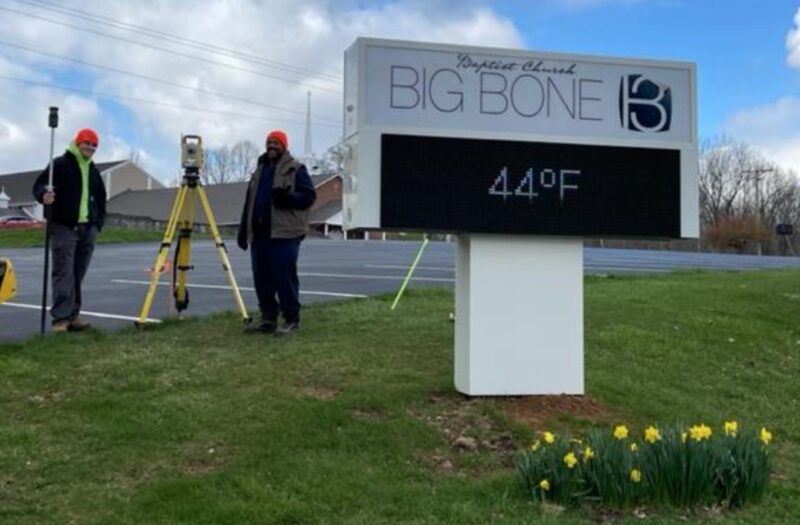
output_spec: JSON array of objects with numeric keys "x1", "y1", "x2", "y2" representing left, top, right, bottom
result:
[{"x1": 2, "y1": 238, "x2": 800, "y2": 342}]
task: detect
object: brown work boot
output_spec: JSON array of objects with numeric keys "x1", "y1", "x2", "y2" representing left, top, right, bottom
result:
[
  {"x1": 68, "y1": 317, "x2": 91, "y2": 332},
  {"x1": 52, "y1": 320, "x2": 70, "y2": 333}
]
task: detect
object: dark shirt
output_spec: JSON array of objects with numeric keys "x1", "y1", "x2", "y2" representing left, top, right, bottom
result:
[
  {"x1": 32, "y1": 150, "x2": 107, "y2": 229},
  {"x1": 253, "y1": 162, "x2": 274, "y2": 233}
]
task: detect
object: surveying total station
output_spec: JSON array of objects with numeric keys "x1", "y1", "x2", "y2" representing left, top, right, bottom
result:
[{"x1": 136, "y1": 135, "x2": 250, "y2": 325}]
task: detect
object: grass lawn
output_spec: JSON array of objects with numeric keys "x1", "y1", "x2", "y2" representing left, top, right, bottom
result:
[
  {"x1": 0, "y1": 270, "x2": 798, "y2": 524},
  {"x1": 0, "y1": 227, "x2": 213, "y2": 248}
]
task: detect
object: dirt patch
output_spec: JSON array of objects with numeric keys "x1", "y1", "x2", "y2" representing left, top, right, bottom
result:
[
  {"x1": 26, "y1": 391, "x2": 67, "y2": 405},
  {"x1": 591, "y1": 507, "x2": 624, "y2": 523},
  {"x1": 500, "y1": 395, "x2": 610, "y2": 428},
  {"x1": 184, "y1": 458, "x2": 223, "y2": 476},
  {"x1": 183, "y1": 443, "x2": 226, "y2": 476},
  {"x1": 418, "y1": 393, "x2": 518, "y2": 464},
  {"x1": 419, "y1": 453, "x2": 456, "y2": 474},
  {"x1": 415, "y1": 392, "x2": 614, "y2": 478},
  {"x1": 295, "y1": 386, "x2": 340, "y2": 401},
  {"x1": 351, "y1": 408, "x2": 384, "y2": 421}
]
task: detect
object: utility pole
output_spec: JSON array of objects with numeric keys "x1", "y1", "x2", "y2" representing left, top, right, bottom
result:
[
  {"x1": 744, "y1": 167, "x2": 774, "y2": 255},
  {"x1": 304, "y1": 91, "x2": 313, "y2": 161}
]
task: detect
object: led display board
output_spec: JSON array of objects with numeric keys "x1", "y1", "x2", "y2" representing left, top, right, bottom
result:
[{"x1": 381, "y1": 134, "x2": 680, "y2": 237}]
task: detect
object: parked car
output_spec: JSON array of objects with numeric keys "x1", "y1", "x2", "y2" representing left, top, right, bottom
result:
[{"x1": 0, "y1": 215, "x2": 45, "y2": 229}]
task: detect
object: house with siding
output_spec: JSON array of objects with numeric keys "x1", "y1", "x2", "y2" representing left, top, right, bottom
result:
[
  {"x1": 0, "y1": 160, "x2": 163, "y2": 219},
  {"x1": 106, "y1": 174, "x2": 344, "y2": 236}
]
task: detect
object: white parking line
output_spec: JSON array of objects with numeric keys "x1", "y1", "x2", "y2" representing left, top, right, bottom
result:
[
  {"x1": 365, "y1": 264, "x2": 454, "y2": 272},
  {"x1": 1, "y1": 301, "x2": 161, "y2": 323},
  {"x1": 299, "y1": 272, "x2": 455, "y2": 283},
  {"x1": 110, "y1": 279, "x2": 367, "y2": 298}
]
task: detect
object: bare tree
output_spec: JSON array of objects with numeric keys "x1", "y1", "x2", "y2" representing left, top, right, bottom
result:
[
  {"x1": 201, "y1": 145, "x2": 228, "y2": 185},
  {"x1": 199, "y1": 140, "x2": 260, "y2": 185},
  {"x1": 699, "y1": 136, "x2": 764, "y2": 226},
  {"x1": 699, "y1": 135, "x2": 800, "y2": 254},
  {"x1": 230, "y1": 140, "x2": 259, "y2": 181}
]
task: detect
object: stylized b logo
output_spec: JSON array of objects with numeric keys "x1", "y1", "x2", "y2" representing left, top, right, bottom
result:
[{"x1": 619, "y1": 75, "x2": 672, "y2": 132}]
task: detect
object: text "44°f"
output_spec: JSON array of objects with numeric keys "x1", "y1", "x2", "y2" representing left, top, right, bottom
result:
[{"x1": 488, "y1": 167, "x2": 580, "y2": 203}]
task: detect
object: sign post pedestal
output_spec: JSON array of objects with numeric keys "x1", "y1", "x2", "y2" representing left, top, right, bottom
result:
[
  {"x1": 455, "y1": 234, "x2": 584, "y2": 395},
  {"x1": 343, "y1": 37, "x2": 698, "y2": 396}
]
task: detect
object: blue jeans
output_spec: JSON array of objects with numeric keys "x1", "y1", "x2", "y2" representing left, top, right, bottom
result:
[{"x1": 250, "y1": 236, "x2": 302, "y2": 323}]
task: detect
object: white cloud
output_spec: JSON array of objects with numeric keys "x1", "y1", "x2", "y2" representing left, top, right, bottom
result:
[
  {"x1": 724, "y1": 97, "x2": 800, "y2": 175},
  {"x1": 788, "y1": 7, "x2": 800, "y2": 68},
  {"x1": 716, "y1": 8, "x2": 800, "y2": 177},
  {"x1": 0, "y1": 0, "x2": 524, "y2": 183}
]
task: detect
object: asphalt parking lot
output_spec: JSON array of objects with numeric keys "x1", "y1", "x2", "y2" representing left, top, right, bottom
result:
[{"x1": 2, "y1": 238, "x2": 800, "y2": 342}]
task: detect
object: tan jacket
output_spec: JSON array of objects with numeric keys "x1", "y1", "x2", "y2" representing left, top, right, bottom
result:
[{"x1": 243, "y1": 151, "x2": 312, "y2": 241}]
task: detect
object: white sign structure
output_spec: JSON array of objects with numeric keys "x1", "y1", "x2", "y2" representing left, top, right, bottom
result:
[{"x1": 343, "y1": 38, "x2": 698, "y2": 395}]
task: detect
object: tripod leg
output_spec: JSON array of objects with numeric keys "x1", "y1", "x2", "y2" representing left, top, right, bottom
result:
[
  {"x1": 137, "y1": 185, "x2": 188, "y2": 325},
  {"x1": 197, "y1": 186, "x2": 251, "y2": 322},
  {"x1": 173, "y1": 187, "x2": 197, "y2": 313}
]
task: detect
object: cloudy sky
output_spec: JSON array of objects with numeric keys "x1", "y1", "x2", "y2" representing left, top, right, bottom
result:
[{"x1": 0, "y1": 0, "x2": 798, "y2": 183}]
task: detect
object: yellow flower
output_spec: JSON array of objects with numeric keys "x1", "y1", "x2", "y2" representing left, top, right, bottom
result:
[
  {"x1": 630, "y1": 442, "x2": 638, "y2": 452},
  {"x1": 724, "y1": 421, "x2": 738, "y2": 437},
  {"x1": 542, "y1": 431, "x2": 556, "y2": 444},
  {"x1": 583, "y1": 446, "x2": 595, "y2": 461},
  {"x1": 689, "y1": 424, "x2": 712, "y2": 441},
  {"x1": 644, "y1": 425, "x2": 661, "y2": 444},
  {"x1": 760, "y1": 427, "x2": 773, "y2": 446},
  {"x1": 563, "y1": 452, "x2": 578, "y2": 469},
  {"x1": 530, "y1": 440, "x2": 541, "y2": 452},
  {"x1": 613, "y1": 425, "x2": 629, "y2": 440},
  {"x1": 539, "y1": 479, "x2": 550, "y2": 491},
  {"x1": 681, "y1": 432, "x2": 688, "y2": 443},
  {"x1": 630, "y1": 468, "x2": 642, "y2": 483}
]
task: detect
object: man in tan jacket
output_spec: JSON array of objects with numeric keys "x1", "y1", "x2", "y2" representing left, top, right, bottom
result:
[{"x1": 237, "y1": 130, "x2": 316, "y2": 334}]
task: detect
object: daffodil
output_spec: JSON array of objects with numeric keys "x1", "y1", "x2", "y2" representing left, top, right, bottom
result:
[
  {"x1": 724, "y1": 420, "x2": 738, "y2": 437},
  {"x1": 689, "y1": 424, "x2": 712, "y2": 441},
  {"x1": 583, "y1": 446, "x2": 595, "y2": 461},
  {"x1": 530, "y1": 440, "x2": 541, "y2": 452},
  {"x1": 542, "y1": 431, "x2": 556, "y2": 444},
  {"x1": 681, "y1": 431, "x2": 688, "y2": 443},
  {"x1": 613, "y1": 425, "x2": 629, "y2": 440},
  {"x1": 630, "y1": 442, "x2": 638, "y2": 452},
  {"x1": 630, "y1": 468, "x2": 642, "y2": 483},
  {"x1": 760, "y1": 427, "x2": 773, "y2": 446},
  {"x1": 539, "y1": 479, "x2": 550, "y2": 491},
  {"x1": 644, "y1": 425, "x2": 661, "y2": 444},
  {"x1": 563, "y1": 452, "x2": 578, "y2": 469}
]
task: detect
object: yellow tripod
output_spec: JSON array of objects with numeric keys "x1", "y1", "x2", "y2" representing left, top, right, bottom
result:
[{"x1": 136, "y1": 135, "x2": 250, "y2": 325}]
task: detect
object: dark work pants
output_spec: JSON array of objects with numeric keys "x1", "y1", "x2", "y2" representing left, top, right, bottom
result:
[
  {"x1": 250, "y1": 236, "x2": 302, "y2": 323},
  {"x1": 50, "y1": 223, "x2": 97, "y2": 322}
]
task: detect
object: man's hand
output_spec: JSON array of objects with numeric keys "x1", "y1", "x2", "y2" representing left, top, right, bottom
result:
[
  {"x1": 272, "y1": 187, "x2": 293, "y2": 209},
  {"x1": 43, "y1": 191, "x2": 55, "y2": 205}
]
